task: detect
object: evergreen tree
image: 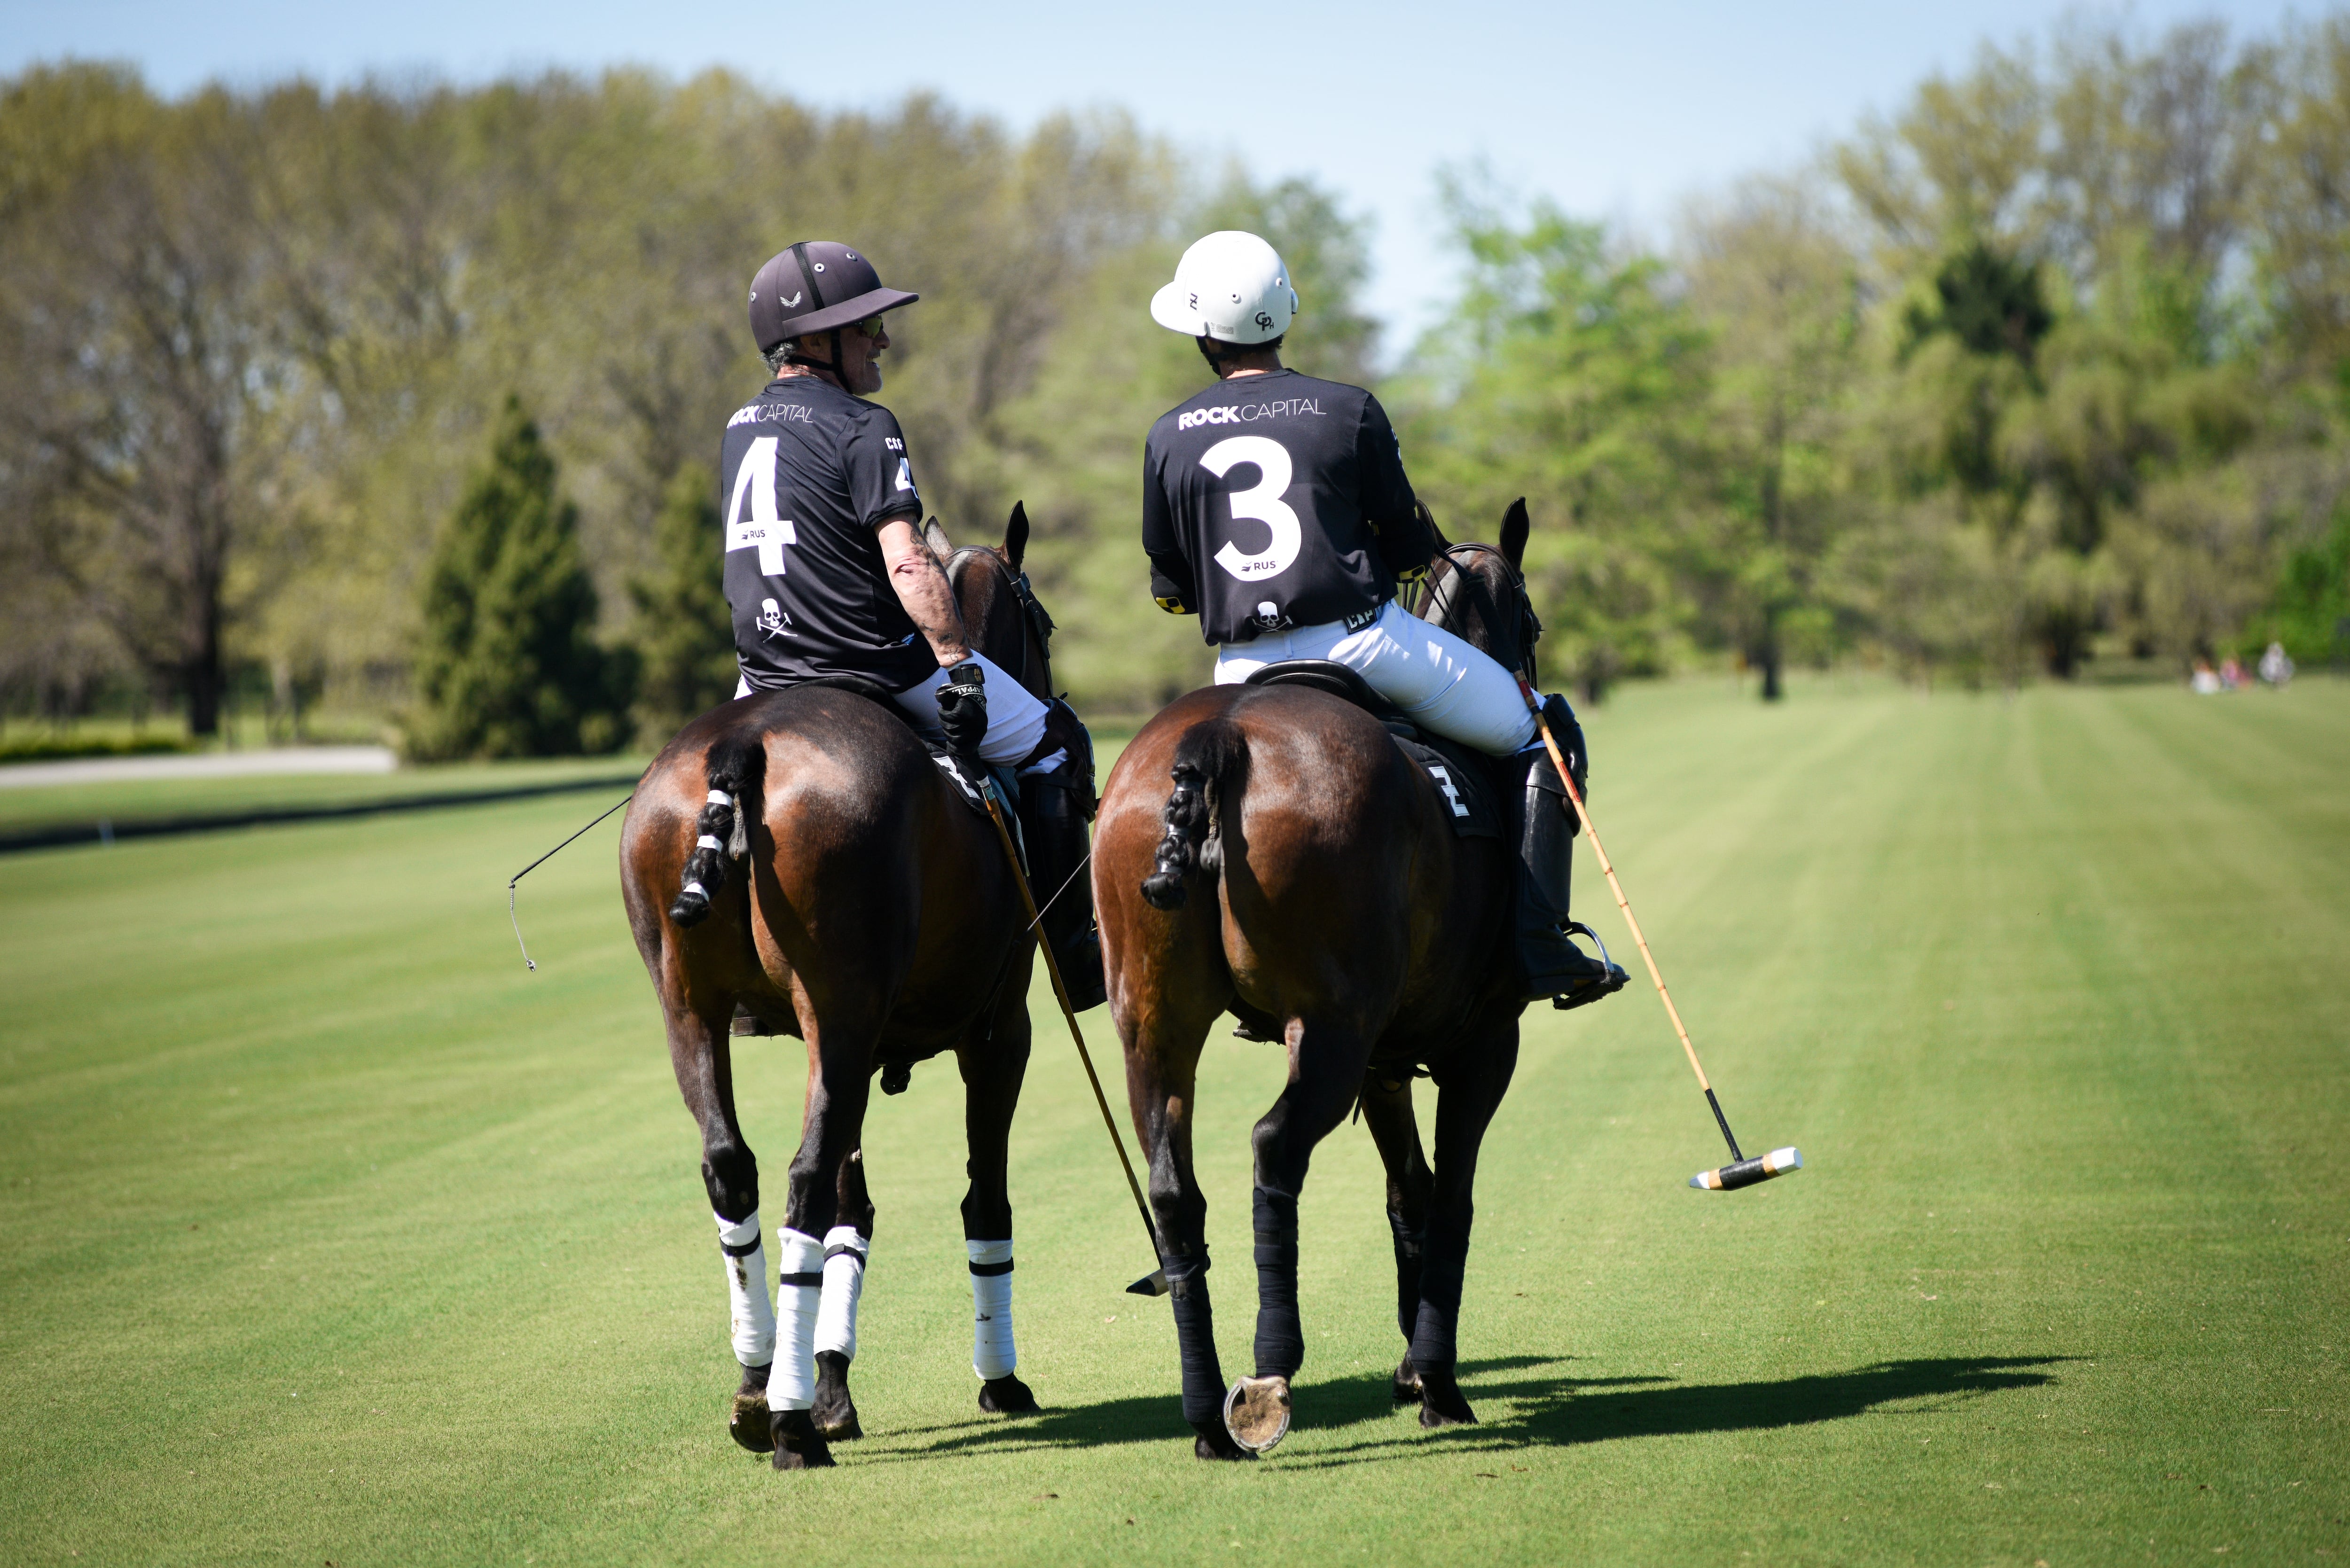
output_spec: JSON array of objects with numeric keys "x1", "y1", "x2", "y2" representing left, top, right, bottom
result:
[
  {"x1": 628, "y1": 459, "x2": 737, "y2": 742},
  {"x1": 407, "y1": 398, "x2": 631, "y2": 759}
]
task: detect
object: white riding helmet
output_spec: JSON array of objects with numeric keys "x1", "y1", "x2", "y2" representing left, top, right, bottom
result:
[{"x1": 1150, "y1": 231, "x2": 1298, "y2": 344}]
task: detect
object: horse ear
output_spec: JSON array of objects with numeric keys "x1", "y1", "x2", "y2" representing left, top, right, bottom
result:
[
  {"x1": 1004, "y1": 500, "x2": 1029, "y2": 571},
  {"x1": 1500, "y1": 498, "x2": 1530, "y2": 569},
  {"x1": 922, "y1": 516, "x2": 953, "y2": 559}
]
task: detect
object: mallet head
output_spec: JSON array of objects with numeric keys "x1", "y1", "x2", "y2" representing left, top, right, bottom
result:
[
  {"x1": 1690, "y1": 1147, "x2": 1802, "y2": 1191},
  {"x1": 1128, "y1": 1268, "x2": 1170, "y2": 1297}
]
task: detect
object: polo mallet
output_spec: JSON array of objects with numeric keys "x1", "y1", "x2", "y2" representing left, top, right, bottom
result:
[
  {"x1": 1517, "y1": 679, "x2": 1802, "y2": 1192},
  {"x1": 975, "y1": 775, "x2": 1169, "y2": 1295}
]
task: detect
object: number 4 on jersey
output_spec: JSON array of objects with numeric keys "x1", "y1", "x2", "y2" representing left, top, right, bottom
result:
[{"x1": 726, "y1": 435, "x2": 797, "y2": 574}]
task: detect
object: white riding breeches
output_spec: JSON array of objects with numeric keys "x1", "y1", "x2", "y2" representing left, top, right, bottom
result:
[
  {"x1": 1214, "y1": 599, "x2": 1538, "y2": 755},
  {"x1": 732, "y1": 650, "x2": 1050, "y2": 768}
]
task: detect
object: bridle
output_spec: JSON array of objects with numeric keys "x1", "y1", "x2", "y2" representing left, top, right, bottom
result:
[
  {"x1": 1408, "y1": 542, "x2": 1542, "y2": 686},
  {"x1": 945, "y1": 545, "x2": 1056, "y2": 695}
]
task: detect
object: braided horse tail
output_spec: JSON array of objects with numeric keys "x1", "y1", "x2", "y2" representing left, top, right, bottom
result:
[
  {"x1": 1139, "y1": 713, "x2": 1249, "y2": 912},
  {"x1": 667, "y1": 730, "x2": 768, "y2": 927}
]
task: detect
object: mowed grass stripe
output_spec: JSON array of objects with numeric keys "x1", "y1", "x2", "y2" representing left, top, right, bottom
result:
[{"x1": 1, "y1": 677, "x2": 2344, "y2": 1566}]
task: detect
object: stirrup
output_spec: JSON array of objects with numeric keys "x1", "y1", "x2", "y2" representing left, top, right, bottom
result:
[{"x1": 1550, "y1": 922, "x2": 1629, "y2": 1012}]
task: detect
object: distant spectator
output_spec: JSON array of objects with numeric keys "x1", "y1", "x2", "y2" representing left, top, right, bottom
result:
[
  {"x1": 2192, "y1": 658, "x2": 2222, "y2": 694},
  {"x1": 2259, "y1": 641, "x2": 2296, "y2": 687},
  {"x1": 2220, "y1": 656, "x2": 2246, "y2": 690}
]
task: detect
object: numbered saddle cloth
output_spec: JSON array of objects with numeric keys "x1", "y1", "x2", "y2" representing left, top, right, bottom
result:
[{"x1": 1386, "y1": 728, "x2": 1501, "y2": 842}]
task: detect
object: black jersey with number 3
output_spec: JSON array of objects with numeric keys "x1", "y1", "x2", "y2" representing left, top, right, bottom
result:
[
  {"x1": 719, "y1": 376, "x2": 932, "y2": 691},
  {"x1": 1141, "y1": 368, "x2": 1428, "y2": 645}
]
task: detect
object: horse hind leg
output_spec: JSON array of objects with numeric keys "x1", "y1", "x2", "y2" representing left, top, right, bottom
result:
[
  {"x1": 766, "y1": 1017, "x2": 878, "y2": 1470},
  {"x1": 810, "y1": 1148, "x2": 874, "y2": 1441},
  {"x1": 1356, "y1": 1074, "x2": 1435, "y2": 1407},
  {"x1": 959, "y1": 1007, "x2": 1039, "y2": 1417},
  {"x1": 1410, "y1": 1018, "x2": 1521, "y2": 1431},
  {"x1": 1223, "y1": 1018, "x2": 1374, "y2": 1455},
  {"x1": 658, "y1": 1002, "x2": 779, "y2": 1455}
]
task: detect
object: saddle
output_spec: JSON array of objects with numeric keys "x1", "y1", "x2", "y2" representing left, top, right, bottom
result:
[
  {"x1": 799, "y1": 674, "x2": 1022, "y2": 826},
  {"x1": 1241, "y1": 662, "x2": 1502, "y2": 841}
]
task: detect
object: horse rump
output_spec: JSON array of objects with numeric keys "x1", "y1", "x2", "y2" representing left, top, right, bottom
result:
[
  {"x1": 1140, "y1": 713, "x2": 1249, "y2": 911},
  {"x1": 668, "y1": 729, "x2": 769, "y2": 927}
]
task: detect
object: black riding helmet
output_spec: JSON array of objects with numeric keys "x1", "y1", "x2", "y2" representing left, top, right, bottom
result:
[{"x1": 748, "y1": 241, "x2": 919, "y2": 373}]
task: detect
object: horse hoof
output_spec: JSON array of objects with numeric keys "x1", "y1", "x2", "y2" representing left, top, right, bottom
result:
[
  {"x1": 813, "y1": 1351, "x2": 862, "y2": 1440},
  {"x1": 1222, "y1": 1374, "x2": 1292, "y2": 1454},
  {"x1": 979, "y1": 1374, "x2": 1038, "y2": 1415},
  {"x1": 728, "y1": 1389, "x2": 774, "y2": 1453},
  {"x1": 1193, "y1": 1428, "x2": 1257, "y2": 1462},
  {"x1": 1416, "y1": 1367, "x2": 1478, "y2": 1428},
  {"x1": 769, "y1": 1408, "x2": 836, "y2": 1470},
  {"x1": 1391, "y1": 1356, "x2": 1423, "y2": 1405}
]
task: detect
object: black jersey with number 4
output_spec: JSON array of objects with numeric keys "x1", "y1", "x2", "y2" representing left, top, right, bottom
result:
[
  {"x1": 1141, "y1": 368, "x2": 1429, "y2": 645},
  {"x1": 719, "y1": 376, "x2": 932, "y2": 691}
]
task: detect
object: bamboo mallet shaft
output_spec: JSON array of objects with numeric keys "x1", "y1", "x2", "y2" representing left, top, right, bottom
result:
[{"x1": 976, "y1": 780, "x2": 1162, "y2": 1262}]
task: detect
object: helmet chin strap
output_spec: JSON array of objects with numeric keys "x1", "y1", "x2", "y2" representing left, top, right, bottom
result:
[{"x1": 782, "y1": 329, "x2": 850, "y2": 386}]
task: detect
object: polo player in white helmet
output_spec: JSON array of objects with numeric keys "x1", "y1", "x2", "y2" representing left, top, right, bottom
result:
[{"x1": 1139, "y1": 230, "x2": 1622, "y2": 1006}]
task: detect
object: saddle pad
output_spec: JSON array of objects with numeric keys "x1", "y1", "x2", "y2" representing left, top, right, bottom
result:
[
  {"x1": 1388, "y1": 729, "x2": 1501, "y2": 840},
  {"x1": 926, "y1": 746, "x2": 1021, "y2": 819}
]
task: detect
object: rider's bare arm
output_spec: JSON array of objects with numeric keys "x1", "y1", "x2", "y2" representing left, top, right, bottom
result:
[{"x1": 876, "y1": 515, "x2": 974, "y2": 668}]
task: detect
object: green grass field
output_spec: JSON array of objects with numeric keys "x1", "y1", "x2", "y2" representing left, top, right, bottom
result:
[
  {"x1": 0, "y1": 756, "x2": 645, "y2": 839},
  {"x1": 2, "y1": 676, "x2": 2345, "y2": 1566}
]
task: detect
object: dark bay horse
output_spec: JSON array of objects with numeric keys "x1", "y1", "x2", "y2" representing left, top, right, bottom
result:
[
  {"x1": 619, "y1": 503, "x2": 1092, "y2": 1470},
  {"x1": 1092, "y1": 504, "x2": 1566, "y2": 1459}
]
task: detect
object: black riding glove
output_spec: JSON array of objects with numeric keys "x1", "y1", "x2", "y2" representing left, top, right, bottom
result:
[{"x1": 937, "y1": 660, "x2": 989, "y2": 760}]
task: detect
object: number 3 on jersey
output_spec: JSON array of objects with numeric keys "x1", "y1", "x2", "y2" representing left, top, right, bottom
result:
[
  {"x1": 726, "y1": 435, "x2": 797, "y2": 574},
  {"x1": 1203, "y1": 435, "x2": 1300, "y2": 582}
]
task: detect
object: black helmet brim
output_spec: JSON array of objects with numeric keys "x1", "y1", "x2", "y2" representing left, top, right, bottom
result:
[
  {"x1": 778, "y1": 288, "x2": 919, "y2": 343},
  {"x1": 750, "y1": 241, "x2": 920, "y2": 354}
]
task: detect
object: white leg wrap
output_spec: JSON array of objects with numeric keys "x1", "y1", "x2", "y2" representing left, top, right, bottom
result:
[
  {"x1": 968, "y1": 1238, "x2": 1016, "y2": 1380},
  {"x1": 814, "y1": 1225, "x2": 869, "y2": 1361},
  {"x1": 772, "y1": 1229, "x2": 824, "y2": 1411},
  {"x1": 714, "y1": 1211, "x2": 775, "y2": 1369}
]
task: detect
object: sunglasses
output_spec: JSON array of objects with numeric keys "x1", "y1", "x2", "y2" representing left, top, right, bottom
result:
[{"x1": 854, "y1": 316, "x2": 889, "y2": 340}]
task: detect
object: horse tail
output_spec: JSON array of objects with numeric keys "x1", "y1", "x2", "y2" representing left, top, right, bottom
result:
[
  {"x1": 1140, "y1": 713, "x2": 1249, "y2": 912},
  {"x1": 667, "y1": 728, "x2": 768, "y2": 928}
]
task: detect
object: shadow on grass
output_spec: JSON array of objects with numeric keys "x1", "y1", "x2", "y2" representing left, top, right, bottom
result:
[{"x1": 857, "y1": 1354, "x2": 2073, "y2": 1467}]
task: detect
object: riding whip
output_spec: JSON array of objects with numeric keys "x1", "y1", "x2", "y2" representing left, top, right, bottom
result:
[
  {"x1": 506, "y1": 791, "x2": 635, "y2": 972},
  {"x1": 1515, "y1": 678, "x2": 1802, "y2": 1192},
  {"x1": 975, "y1": 775, "x2": 1170, "y2": 1294}
]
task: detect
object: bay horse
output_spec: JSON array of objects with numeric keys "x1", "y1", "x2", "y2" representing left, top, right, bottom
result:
[
  {"x1": 618, "y1": 502, "x2": 1095, "y2": 1470},
  {"x1": 1092, "y1": 503, "x2": 1578, "y2": 1459}
]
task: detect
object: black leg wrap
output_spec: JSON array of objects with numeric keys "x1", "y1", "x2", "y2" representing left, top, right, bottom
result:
[
  {"x1": 1386, "y1": 1211, "x2": 1426, "y2": 1342},
  {"x1": 1407, "y1": 1229, "x2": 1469, "y2": 1375},
  {"x1": 1250, "y1": 1187, "x2": 1303, "y2": 1380},
  {"x1": 1166, "y1": 1255, "x2": 1227, "y2": 1434}
]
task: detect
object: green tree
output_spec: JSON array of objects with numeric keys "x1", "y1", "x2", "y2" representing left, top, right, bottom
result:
[
  {"x1": 1401, "y1": 180, "x2": 1705, "y2": 701},
  {"x1": 628, "y1": 459, "x2": 736, "y2": 742},
  {"x1": 407, "y1": 397, "x2": 631, "y2": 759},
  {"x1": 1680, "y1": 176, "x2": 1864, "y2": 698}
]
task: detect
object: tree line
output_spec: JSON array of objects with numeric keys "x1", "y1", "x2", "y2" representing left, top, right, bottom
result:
[{"x1": 1, "y1": 15, "x2": 2344, "y2": 756}]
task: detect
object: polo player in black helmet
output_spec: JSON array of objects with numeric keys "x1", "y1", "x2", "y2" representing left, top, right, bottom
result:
[{"x1": 722, "y1": 239, "x2": 1104, "y2": 1006}]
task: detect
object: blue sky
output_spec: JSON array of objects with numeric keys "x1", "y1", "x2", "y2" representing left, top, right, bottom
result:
[{"x1": 2, "y1": 0, "x2": 2308, "y2": 352}]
